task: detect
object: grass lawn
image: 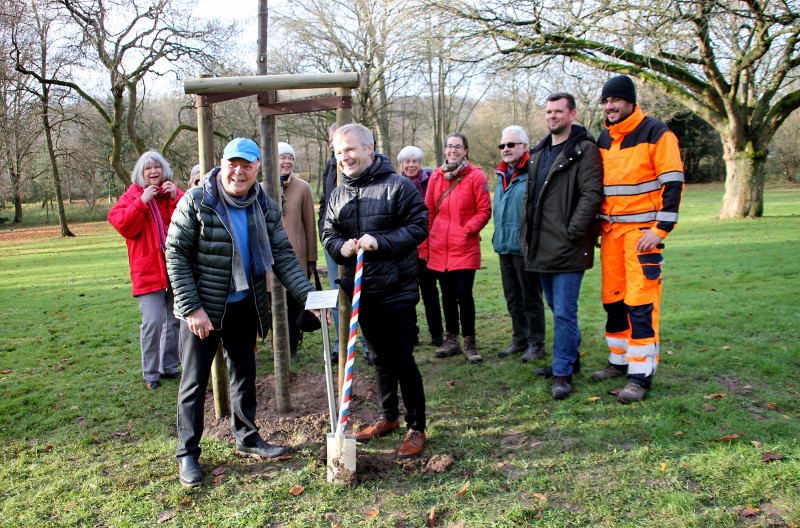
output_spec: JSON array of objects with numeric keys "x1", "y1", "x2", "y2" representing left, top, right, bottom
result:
[{"x1": 0, "y1": 183, "x2": 798, "y2": 527}]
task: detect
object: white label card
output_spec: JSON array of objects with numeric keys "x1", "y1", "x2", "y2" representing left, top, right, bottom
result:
[{"x1": 304, "y1": 289, "x2": 340, "y2": 310}]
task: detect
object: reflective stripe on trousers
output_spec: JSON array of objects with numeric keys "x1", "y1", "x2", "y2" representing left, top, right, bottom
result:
[{"x1": 600, "y1": 229, "x2": 663, "y2": 377}]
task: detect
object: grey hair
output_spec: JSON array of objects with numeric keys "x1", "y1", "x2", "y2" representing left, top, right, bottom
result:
[
  {"x1": 333, "y1": 123, "x2": 374, "y2": 150},
  {"x1": 130, "y1": 151, "x2": 173, "y2": 186},
  {"x1": 501, "y1": 125, "x2": 529, "y2": 145},
  {"x1": 328, "y1": 122, "x2": 338, "y2": 134},
  {"x1": 397, "y1": 146, "x2": 424, "y2": 165}
]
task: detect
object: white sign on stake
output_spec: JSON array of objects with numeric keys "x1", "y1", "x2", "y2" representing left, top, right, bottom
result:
[{"x1": 304, "y1": 290, "x2": 339, "y2": 310}]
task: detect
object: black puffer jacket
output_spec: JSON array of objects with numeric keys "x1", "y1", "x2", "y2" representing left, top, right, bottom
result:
[
  {"x1": 520, "y1": 125, "x2": 604, "y2": 273},
  {"x1": 166, "y1": 168, "x2": 314, "y2": 336},
  {"x1": 322, "y1": 154, "x2": 428, "y2": 306},
  {"x1": 317, "y1": 153, "x2": 337, "y2": 236}
]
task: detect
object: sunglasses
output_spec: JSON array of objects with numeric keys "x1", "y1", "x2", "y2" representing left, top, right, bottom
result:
[{"x1": 498, "y1": 142, "x2": 522, "y2": 149}]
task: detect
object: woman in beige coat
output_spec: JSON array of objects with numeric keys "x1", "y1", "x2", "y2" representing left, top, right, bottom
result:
[{"x1": 277, "y1": 142, "x2": 318, "y2": 360}]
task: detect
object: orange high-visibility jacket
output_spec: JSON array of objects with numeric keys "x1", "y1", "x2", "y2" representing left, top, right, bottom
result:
[{"x1": 597, "y1": 105, "x2": 684, "y2": 239}]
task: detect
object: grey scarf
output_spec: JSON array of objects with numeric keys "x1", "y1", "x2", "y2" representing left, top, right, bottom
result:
[{"x1": 217, "y1": 177, "x2": 273, "y2": 294}]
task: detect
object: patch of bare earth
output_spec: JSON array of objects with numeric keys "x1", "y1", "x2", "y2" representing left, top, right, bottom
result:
[{"x1": 201, "y1": 368, "x2": 459, "y2": 485}]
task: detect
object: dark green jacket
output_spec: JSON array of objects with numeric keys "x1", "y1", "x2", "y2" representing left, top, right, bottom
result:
[
  {"x1": 520, "y1": 125, "x2": 604, "y2": 273},
  {"x1": 165, "y1": 168, "x2": 314, "y2": 336}
]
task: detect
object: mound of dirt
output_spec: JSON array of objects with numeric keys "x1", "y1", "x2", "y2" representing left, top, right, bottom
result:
[
  {"x1": 201, "y1": 365, "x2": 459, "y2": 485},
  {"x1": 203, "y1": 369, "x2": 380, "y2": 446}
]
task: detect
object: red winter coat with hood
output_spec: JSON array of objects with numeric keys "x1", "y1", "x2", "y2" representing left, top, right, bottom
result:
[
  {"x1": 425, "y1": 162, "x2": 491, "y2": 272},
  {"x1": 108, "y1": 184, "x2": 183, "y2": 296}
]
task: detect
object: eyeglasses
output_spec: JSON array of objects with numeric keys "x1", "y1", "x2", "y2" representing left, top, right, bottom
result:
[
  {"x1": 445, "y1": 144, "x2": 465, "y2": 150},
  {"x1": 498, "y1": 142, "x2": 522, "y2": 150}
]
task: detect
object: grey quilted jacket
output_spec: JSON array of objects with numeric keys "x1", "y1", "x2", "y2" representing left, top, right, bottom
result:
[{"x1": 166, "y1": 168, "x2": 314, "y2": 336}]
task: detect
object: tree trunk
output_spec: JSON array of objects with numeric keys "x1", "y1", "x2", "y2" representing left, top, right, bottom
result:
[
  {"x1": 111, "y1": 85, "x2": 128, "y2": 187},
  {"x1": 41, "y1": 89, "x2": 74, "y2": 237},
  {"x1": 719, "y1": 136, "x2": 767, "y2": 219},
  {"x1": 10, "y1": 168, "x2": 22, "y2": 223}
]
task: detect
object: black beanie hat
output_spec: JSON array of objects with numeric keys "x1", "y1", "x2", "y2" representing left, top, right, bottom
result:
[{"x1": 601, "y1": 75, "x2": 636, "y2": 104}]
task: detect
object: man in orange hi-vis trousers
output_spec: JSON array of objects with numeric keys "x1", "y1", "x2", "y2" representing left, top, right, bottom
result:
[{"x1": 591, "y1": 75, "x2": 685, "y2": 403}]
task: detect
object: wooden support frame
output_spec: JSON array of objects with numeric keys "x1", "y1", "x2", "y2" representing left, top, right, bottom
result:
[{"x1": 188, "y1": 72, "x2": 358, "y2": 418}]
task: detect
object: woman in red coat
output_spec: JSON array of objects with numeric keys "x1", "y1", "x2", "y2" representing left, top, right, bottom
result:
[
  {"x1": 425, "y1": 133, "x2": 492, "y2": 363},
  {"x1": 108, "y1": 151, "x2": 183, "y2": 390}
]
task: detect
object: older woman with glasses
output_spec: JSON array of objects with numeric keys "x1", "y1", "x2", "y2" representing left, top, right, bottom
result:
[
  {"x1": 425, "y1": 133, "x2": 492, "y2": 363},
  {"x1": 397, "y1": 146, "x2": 443, "y2": 348},
  {"x1": 108, "y1": 151, "x2": 184, "y2": 390}
]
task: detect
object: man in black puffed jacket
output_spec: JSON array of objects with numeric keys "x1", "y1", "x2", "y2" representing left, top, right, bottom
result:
[{"x1": 322, "y1": 123, "x2": 429, "y2": 458}]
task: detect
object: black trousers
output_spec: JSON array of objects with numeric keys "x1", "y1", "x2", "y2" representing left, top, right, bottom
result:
[
  {"x1": 498, "y1": 253, "x2": 545, "y2": 346},
  {"x1": 176, "y1": 296, "x2": 261, "y2": 460},
  {"x1": 359, "y1": 303, "x2": 426, "y2": 432},
  {"x1": 439, "y1": 269, "x2": 476, "y2": 337},
  {"x1": 286, "y1": 293, "x2": 301, "y2": 353},
  {"x1": 418, "y1": 258, "x2": 443, "y2": 339}
]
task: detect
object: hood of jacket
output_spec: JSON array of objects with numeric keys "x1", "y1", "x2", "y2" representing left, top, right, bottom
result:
[{"x1": 531, "y1": 125, "x2": 594, "y2": 169}]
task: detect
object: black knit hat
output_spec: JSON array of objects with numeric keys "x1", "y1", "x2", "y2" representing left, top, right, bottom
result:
[{"x1": 601, "y1": 75, "x2": 636, "y2": 104}]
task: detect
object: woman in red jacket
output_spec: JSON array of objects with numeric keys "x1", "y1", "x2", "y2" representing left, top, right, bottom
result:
[
  {"x1": 108, "y1": 151, "x2": 183, "y2": 390},
  {"x1": 425, "y1": 133, "x2": 492, "y2": 363}
]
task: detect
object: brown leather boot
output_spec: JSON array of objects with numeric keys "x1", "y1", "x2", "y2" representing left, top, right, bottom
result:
[
  {"x1": 397, "y1": 430, "x2": 426, "y2": 458},
  {"x1": 463, "y1": 336, "x2": 482, "y2": 363},
  {"x1": 355, "y1": 418, "x2": 400, "y2": 443},
  {"x1": 435, "y1": 332, "x2": 461, "y2": 358}
]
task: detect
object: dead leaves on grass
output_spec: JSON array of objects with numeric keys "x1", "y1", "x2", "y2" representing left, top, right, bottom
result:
[
  {"x1": 761, "y1": 452, "x2": 784, "y2": 463},
  {"x1": 289, "y1": 485, "x2": 305, "y2": 496}
]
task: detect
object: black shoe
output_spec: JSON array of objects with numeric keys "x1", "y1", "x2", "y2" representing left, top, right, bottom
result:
[
  {"x1": 521, "y1": 344, "x2": 546, "y2": 363},
  {"x1": 330, "y1": 351, "x2": 339, "y2": 364},
  {"x1": 552, "y1": 376, "x2": 573, "y2": 400},
  {"x1": 145, "y1": 380, "x2": 159, "y2": 390},
  {"x1": 498, "y1": 343, "x2": 526, "y2": 358},
  {"x1": 160, "y1": 372, "x2": 181, "y2": 380},
  {"x1": 431, "y1": 335, "x2": 444, "y2": 347},
  {"x1": 178, "y1": 456, "x2": 203, "y2": 487},
  {"x1": 363, "y1": 349, "x2": 374, "y2": 366},
  {"x1": 535, "y1": 360, "x2": 580, "y2": 377},
  {"x1": 235, "y1": 438, "x2": 287, "y2": 459}
]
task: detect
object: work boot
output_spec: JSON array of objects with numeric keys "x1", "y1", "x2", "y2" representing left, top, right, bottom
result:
[
  {"x1": 396, "y1": 430, "x2": 426, "y2": 458},
  {"x1": 355, "y1": 418, "x2": 401, "y2": 443},
  {"x1": 616, "y1": 381, "x2": 648, "y2": 403},
  {"x1": 498, "y1": 343, "x2": 526, "y2": 358},
  {"x1": 552, "y1": 375, "x2": 573, "y2": 400},
  {"x1": 535, "y1": 359, "x2": 581, "y2": 377},
  {"x1": 435, "y1": 332, "x2": 462, "y2": 358},
  {"x1": 463, "y1": 336, "x2": 482, "y2": 363},
  {"x1": 521, "y1": 344, "x2": 546, "y2": 363},
  {"x1": 591, "y1": 364, "x2": 627, "y2": 380}
]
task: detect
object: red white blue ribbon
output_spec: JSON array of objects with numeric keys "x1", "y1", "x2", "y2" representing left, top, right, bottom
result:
[{"x1": 336, "y1": 247, "x2": 363, "y2": 436}]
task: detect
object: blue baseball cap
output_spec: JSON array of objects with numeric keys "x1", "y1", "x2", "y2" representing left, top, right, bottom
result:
[{"x1": 222, "y1": 138, "x2": 260, "y2": 162}]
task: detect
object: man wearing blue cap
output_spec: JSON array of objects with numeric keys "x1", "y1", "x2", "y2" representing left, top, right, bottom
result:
[{"x1": 166, "y1": 137, "x2": 319, "y2": 487}]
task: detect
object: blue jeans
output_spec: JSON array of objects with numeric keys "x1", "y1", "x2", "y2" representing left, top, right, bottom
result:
[{"x1": 540, "y1": 271, "x2": 585, "y2": 376}]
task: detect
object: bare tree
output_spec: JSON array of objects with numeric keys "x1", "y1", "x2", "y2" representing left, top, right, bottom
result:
[
  {"x1": 440, "y1": 0, "x2": 800, "y2": 218},
  {"x1": 14, "y1": 0, "x2": 229, "y2": 186},
  {"x1": 272, "y1": 0, "x2": 409, "y2": 159},
  {"x1": 0, "y1": 8, "x2": 42, "y2": 223}
]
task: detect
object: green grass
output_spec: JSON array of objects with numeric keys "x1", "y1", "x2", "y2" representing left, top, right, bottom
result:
[{"x1": 1, "y1": 184, "x2": 799, "y2": 527}]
